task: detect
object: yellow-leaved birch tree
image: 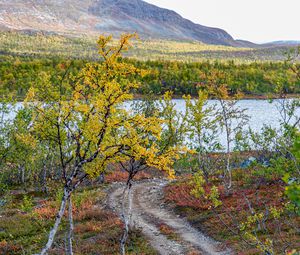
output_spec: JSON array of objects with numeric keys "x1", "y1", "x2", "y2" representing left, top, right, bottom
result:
[{"x1": 25, "y1": 34, "x2": 177, "y2": 255}]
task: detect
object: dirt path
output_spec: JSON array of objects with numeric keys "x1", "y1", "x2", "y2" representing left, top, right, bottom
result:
[{"x1": 107, "y1": 179, "x2": 231, "y2": 255}]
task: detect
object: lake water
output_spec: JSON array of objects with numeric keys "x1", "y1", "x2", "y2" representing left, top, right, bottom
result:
[
  {"x1": 3, "y1": 99, "x2": 299, "y2": 150},
  {"x1": 127, "y1": 99, "x2": 291, "y2": 130},
  {"x1": 127, "y1": 99, "x2": 299, "y2": 149},
  {"x1": 172, "y1": 99, "x2": 282, "y2": 130}
]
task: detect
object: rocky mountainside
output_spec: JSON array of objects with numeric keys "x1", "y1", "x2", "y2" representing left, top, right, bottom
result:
[{"x1": 0, "y1": 0, "x2": 252, "y2": 46}]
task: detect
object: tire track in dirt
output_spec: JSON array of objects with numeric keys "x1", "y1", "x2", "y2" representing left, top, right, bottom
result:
[{"x1": 107, "y1": 179, "x2": 231, "y2": 255}]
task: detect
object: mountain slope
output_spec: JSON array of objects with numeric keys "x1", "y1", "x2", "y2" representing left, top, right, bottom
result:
[
  {"x1": 88, "y1": 0, "x2": 236, "y2": 45},
  {"x1": 263, "y1": 41, "x2": 300, "y2": 47},
  {"x1": 0, "y1": 0, "x2": 251, "y2": 47}
]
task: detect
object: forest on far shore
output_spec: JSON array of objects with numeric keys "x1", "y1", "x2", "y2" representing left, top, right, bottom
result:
[{"x1": 1, "y1": 55, "x2": 300, "y2": 100}]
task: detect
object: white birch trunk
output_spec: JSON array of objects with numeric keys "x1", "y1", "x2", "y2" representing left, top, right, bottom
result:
[
  {"x1": 36, "y1": 187, "x2": 70, "y2": 255},
  {"x1": 120, "y1": 184, "x2": 131, "y2": 255},
  {"x1": 66, "y1": 196, "x2": 74, "y2": 255}
]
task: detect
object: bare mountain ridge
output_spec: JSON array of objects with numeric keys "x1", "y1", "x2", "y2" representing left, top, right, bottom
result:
[{"x1": 0, "y1": 0, "x2": 252, "y2": 47}]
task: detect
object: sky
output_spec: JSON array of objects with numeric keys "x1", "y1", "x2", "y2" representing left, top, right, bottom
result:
[{"x1": 144, "y1": 0, "x2": 300, "y2": 43}]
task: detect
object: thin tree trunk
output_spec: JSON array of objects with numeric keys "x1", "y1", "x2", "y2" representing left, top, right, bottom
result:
[
  {"x1": 120, "y1": 183, "x2": 131, "y2": 255},
  {"x1": 226, "y1": 131, "x2": 232, "y2": 190},
  {"x1": 226, "y1": 152, "x2": 232, "y2": 189},
  {"x1": 41, "y1": 163, "x2": 48, "y2": 194},
  {"x1": 19, "y1": 165, "x2": 25, "y2": 184},
  {"x1": 22, "y1": 166, "x2": 25, "y2": 184},
  {"x1": 198, "y1": 152, "x2": 209, "y2": 181},
  {"x1": 219, "y1": 99, "x2": 232, "y2": 190},
  {"x1": 37, "y1": 187, "x2": 70, "y2": 255},
  {"x1": 98, "y1": 172, "x2": 105, "y2": 184},
  {"x1": 128, "y1": 185, "x2": 133, "y2": 227},
  {"x1": 66, "y1": 196, "x2": 74, "y2": 255}
]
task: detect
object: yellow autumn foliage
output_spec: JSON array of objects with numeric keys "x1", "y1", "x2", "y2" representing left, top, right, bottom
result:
[{"x1": 25, "y1": 33, "x2": 179, "y2": 180}]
